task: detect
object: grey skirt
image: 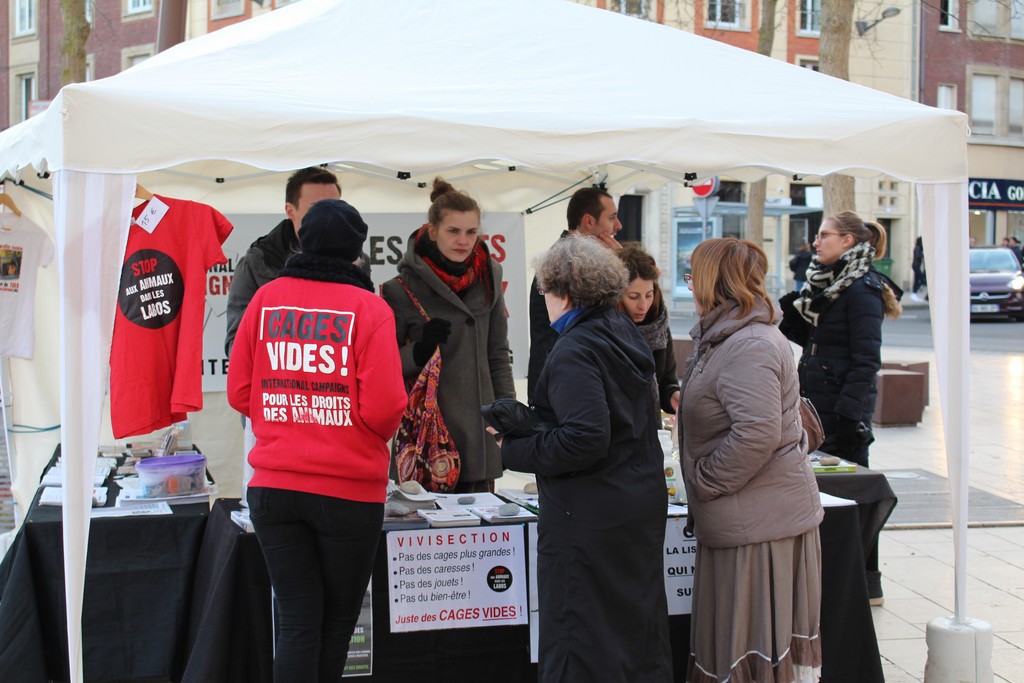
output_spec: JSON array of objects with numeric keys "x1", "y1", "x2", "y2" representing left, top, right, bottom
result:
[{"x1": 687, "y1": 527, "x2": 823, "y2": 683}]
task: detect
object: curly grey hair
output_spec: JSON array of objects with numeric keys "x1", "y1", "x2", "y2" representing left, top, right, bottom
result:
[{"x1": 534, "y1": 234, "x2": 628, "y2": 308}]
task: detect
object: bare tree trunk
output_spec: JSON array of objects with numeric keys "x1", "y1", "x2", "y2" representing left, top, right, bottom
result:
[
  {"x1": 745, "y1": 0, "x2": 780, "y2": 244},
  {"x1": 60, "y1": 0, "x2": 90, "y2": 86},
  {"x1": 819, "y1": 0, "x2": 856, "y2": 214}
]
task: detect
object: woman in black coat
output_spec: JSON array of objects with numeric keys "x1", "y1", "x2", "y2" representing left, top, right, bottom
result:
[
  {"x1": 779, "y1": 211, "x2": 902, "y2": 605},
  {"x1": 780, "y1": 211, "x2": 903, "y2": 466},
  {"x1": 500, "y1": 234, "x2": 672, "y2": 683}
]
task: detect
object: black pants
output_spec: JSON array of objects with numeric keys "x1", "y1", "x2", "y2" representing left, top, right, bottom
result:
[{"x1": 248, "y1": 487, "x2": 383, "y2": 683}]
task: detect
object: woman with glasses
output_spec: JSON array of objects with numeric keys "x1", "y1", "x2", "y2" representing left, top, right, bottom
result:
[
  {"x1": 680, "y1": 237, "x2": 823, "y2": 683},
  {"x1": 779, "y1": 210, "x2": 903, "y2": 604}
]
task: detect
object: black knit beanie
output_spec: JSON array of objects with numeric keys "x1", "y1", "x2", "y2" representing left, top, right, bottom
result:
[{"x1": 298, "y1": 199, "x2": 368, "y2": 261}]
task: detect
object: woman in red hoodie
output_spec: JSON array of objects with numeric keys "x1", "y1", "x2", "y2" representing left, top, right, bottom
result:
[{"x1": 228, "y1": 199, "x2": 406, "y2": 683}]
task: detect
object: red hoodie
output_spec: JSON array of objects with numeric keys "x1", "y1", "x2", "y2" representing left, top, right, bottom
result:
[{"x1": 228, "y1": 277, "x2": 406, "y2": 503}]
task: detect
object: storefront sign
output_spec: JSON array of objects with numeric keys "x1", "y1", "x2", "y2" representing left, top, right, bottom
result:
[
  {"x1": 968, "y1": 178, "x2": 1024, "y2": 209},
  {"x1": 386, "y1": 526, "x2": 529, "y2": 633},
  {"x1": 664, "y1": 517, "x2": 697, "y2": 615}
]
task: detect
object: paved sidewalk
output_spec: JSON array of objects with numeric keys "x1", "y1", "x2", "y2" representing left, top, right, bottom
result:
[{"x1": 870, "y1": 346, "x2": 1024, "y2": 683}]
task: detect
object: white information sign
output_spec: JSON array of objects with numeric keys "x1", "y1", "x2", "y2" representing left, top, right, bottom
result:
[
  {"x1": 664, "y1": 517, "x2": 697, "y2": 615},
  {"x1": 386, "y1": 526, "x2": 529, "y2": 633}
]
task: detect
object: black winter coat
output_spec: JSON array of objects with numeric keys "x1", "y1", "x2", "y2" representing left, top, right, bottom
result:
[
  {"x1": 502, "y1": 306, "x2": 672, "y2": 683},
  {"x1": 780, "y1": 269, "x2": 895, "y2": 465}
]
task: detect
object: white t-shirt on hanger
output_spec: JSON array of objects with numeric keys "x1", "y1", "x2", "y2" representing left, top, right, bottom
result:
[{"x1": 0, "y1": 214, "x2": 55, "y2": 359}]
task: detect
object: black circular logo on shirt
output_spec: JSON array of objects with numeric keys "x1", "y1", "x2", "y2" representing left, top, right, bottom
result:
[
  {"x1": 486, "y1": 566, "x2": 513, "y2": 592},
  {"x1": 118, "y1": 249, "x2": 184, "y2": 329}
]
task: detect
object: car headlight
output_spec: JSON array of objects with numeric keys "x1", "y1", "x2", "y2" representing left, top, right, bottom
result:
[{"x1": 1010, "y1": 275, "x2": 1024, "y2": 291}]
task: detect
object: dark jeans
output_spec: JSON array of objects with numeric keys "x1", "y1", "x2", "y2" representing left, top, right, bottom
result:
[{"x1": 247, "y1": 487, "x2": 383, "y2": 683}]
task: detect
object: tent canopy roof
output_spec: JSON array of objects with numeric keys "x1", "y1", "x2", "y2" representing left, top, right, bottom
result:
[{"x1": 0, "y1": 0, "x2": 968, "y2": 184}]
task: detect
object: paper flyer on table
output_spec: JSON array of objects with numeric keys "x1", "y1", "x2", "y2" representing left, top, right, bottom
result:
[{"x1": 386, "y1": 526, "x2": 528, "y2": 633}]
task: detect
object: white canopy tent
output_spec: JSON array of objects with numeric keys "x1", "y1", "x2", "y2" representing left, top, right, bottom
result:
[{"x1": 0, "y1": 0, "x2": 974, "y2": 680}]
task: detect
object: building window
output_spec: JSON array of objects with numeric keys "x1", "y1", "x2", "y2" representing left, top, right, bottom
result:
[
  {"x1": 608, "y1": 0, "x2": 651, "y2": 19},
  {"x1": 970, "y1": 74, "x2": 997, "y2": 135},
  {"x1": 876, "y1": 179, "x2": 902, "y2": 214},
  {"x1": 15, "y1": 0, "x2": 36, "y2": 36},
  {"x1": 212, "y1": 0, "x2": 244, "y2": 19},
  {"x1": 971, "y1": 0, "x2": 1001, "y2": 35},
  {"x1": 1012, "y1": 0, "x2": 1024, "y2": 40},
  {"x1": 122, "y1": 45, "x2": 155, "y2": 70},
  {"x1": 1010, "y1": 78, "x2": 1024, "y2": 137},
  {"x1": 798, "y1": 58, "x2": 820, "y2": 71},
  {"x1": 937, "y1": 84, "x2": 957, "y2": 110},
  {"x1": 18, "y1": 74, "x2": 36, "y2": 122},
  {"x1": 939, "y1": 0, "x2": 958, "y2": 29},
  {"x1": 126, "y1": 0, "x2": 153, "y2": 15},
  {"x1": 799, "y1": 0, "x2": 821, "y2": 34},
  {"x1": 707, "y1": 0, "x2": 741, "y2": 28}
]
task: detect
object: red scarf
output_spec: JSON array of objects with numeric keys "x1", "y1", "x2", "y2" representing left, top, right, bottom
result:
[{"x1": 415, "y1": 225, "x2": 493, "y2": 301}]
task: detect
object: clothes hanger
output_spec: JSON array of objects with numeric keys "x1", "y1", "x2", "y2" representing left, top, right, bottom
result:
[
  {"x1": 0, "y1": 192, "x2": 22, "y2": 217},
  {"x1": 135, "y1": 183, "x2": 154, "y2": 201}
]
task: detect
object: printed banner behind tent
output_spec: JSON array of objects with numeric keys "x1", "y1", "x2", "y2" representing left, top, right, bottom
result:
[{"x1": 202, "y1": 213, "x2": 527, "y2": 392}]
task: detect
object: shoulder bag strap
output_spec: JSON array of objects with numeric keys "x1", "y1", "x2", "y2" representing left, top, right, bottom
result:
[{"x1": 397, "y1": 276, "x2": 430, "y2": 322}]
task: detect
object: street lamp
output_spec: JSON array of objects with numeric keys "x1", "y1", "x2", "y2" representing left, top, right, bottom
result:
[{"x1": 855, "y1": 7, "x2": 901, "y2": 36}]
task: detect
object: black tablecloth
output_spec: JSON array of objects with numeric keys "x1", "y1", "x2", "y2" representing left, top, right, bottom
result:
[
  {"x1": 815, "y1": 466, "x2": 898, "y2": 570},
  {"x1": 0, "y1": 450, "x2": 208, "y2": 683},
  {"x1": 188, "y1": 499, "x2": 881, "y2": 683}
]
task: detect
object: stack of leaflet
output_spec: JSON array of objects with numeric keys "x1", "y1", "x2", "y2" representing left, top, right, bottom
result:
[
  {"x1": 497, "y1": 489, "x2": 540, "y2": 515},
  {"x1": 41, "y1": 459, "x2": 115, "y2": 488},
  {"x1": 38, "y1": 486, "x2": 108, "y2": 507}
]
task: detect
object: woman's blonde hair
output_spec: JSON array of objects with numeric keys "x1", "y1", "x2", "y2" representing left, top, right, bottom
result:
[
  {"x1": 534, "y1": 234, "x2": 628, "y2": 308},
  {"x1": 690, "y1": 238, "x2": 775, "y2": 322}
]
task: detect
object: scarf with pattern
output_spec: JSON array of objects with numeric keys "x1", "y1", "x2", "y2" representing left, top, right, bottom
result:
[{"x1": 793, "y1": 241, "x2": 875, "y2": 326}]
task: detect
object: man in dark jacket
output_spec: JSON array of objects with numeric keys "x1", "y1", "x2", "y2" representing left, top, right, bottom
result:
[
  {"x1": 526, "y1": 187, "x2": 622, "y2": 403},
  {"x1": 789, "y1": 242, "x2": 812, "y2": 291},
  {"x1": 225, "y1": 167, "x2": 371, "y2": 354}
]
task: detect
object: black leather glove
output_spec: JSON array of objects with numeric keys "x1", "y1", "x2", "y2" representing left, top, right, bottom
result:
[
  {"x1": 413, "y1": 318, "x2": 452, "y2": 365},
  {"x1": 836, "y1": 416, "x2": 875, "y2": 450}
]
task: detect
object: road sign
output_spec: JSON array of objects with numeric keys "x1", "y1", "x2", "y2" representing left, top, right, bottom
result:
[{"x1": 691, "y1": 177, "x2": 718, "y2": 198}]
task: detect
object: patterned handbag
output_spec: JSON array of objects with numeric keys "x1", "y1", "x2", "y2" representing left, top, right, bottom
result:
[{"x1": 392, "y1": 278, "x2": 461, "y2": 492}]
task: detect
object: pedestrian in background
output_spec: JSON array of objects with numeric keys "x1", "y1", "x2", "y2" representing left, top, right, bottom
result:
[
  {"x1": 381, "y1": 177, "x2": 515, "y2": 493},
  {"x1": 789, "y1": 241, "x2": 813, "y2": 291},
  {"x1": 501, "y1": 234, "x2": 672, "y2": 683},
  {"x1": 779, "y1": 210, "x2": 903, "y2": 605},
  {"x1": 680, "y1": 237, "x2": 823, "y2": 683},
  {"x1": 911, "y1": 236, "x2": 927, "y2": 303}
]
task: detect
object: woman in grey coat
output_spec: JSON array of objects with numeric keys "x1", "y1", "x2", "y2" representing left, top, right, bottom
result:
[
  {"x1": 381, "y1": 177, "x2": 515, "y2": 492},
  {"x1": 680, "y1": 238, "x2": 823, "y2": 683}
]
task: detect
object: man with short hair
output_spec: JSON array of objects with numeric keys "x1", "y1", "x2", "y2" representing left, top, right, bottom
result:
[
  {"x1": 526, "y1": 186, "x2": 622, "y2": 403},
  {"x1": 225, "y1": 167, "x2": 369, "y2": 354},
  {"x1": 1009, "y1": 236, "x2": 1023, "y2": 266}
]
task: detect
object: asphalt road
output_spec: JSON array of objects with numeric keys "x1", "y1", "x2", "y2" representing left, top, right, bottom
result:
[{"x1": 669, "y1": 304, "x2": 1023, "y2": 353}]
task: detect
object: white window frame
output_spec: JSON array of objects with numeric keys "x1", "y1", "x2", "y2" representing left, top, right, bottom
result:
[
  {"x1": 122, "y1": 44, "x2": 155, "y2": 71},
  {"x1": 937, "y1": 83, "x2": 958, "y2": 110},
  {"x1": 125, "y1": 0, "x2": 153, "y2": 16},
  {"x1": 608, "y1": 0, "x2": 651, "y2": 20},
  {"x1": 706, "y1": 0, "x2": 742, "y2": 29},
  {"x1": 1010, "y1": 78, "x2": 1024, "y2": 137},
  {"x1": 798, "y1": 0, "x2": 821, "y2": 35},
  {"x1": 1012, "y1": 0, "x2": 1024, "y2": 40},
  {"x1": 212, "y1": 0, "x2": 245, "y2": 20},
  {"x1": 939, "y1": 0, "x2": 959, "y2": 31},
  {"x1": 970, "y1": 0, "x2": 1002, "y2": 37},
  {"x1": 970, "y1": 73, "x2": 998, "y2": 135},
  {"x1": 15, "y1": 0, "x2": 36, "y2": 36},
  {"x1": 17, "y1": 73, "x2": 37, "y2": 122}
]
